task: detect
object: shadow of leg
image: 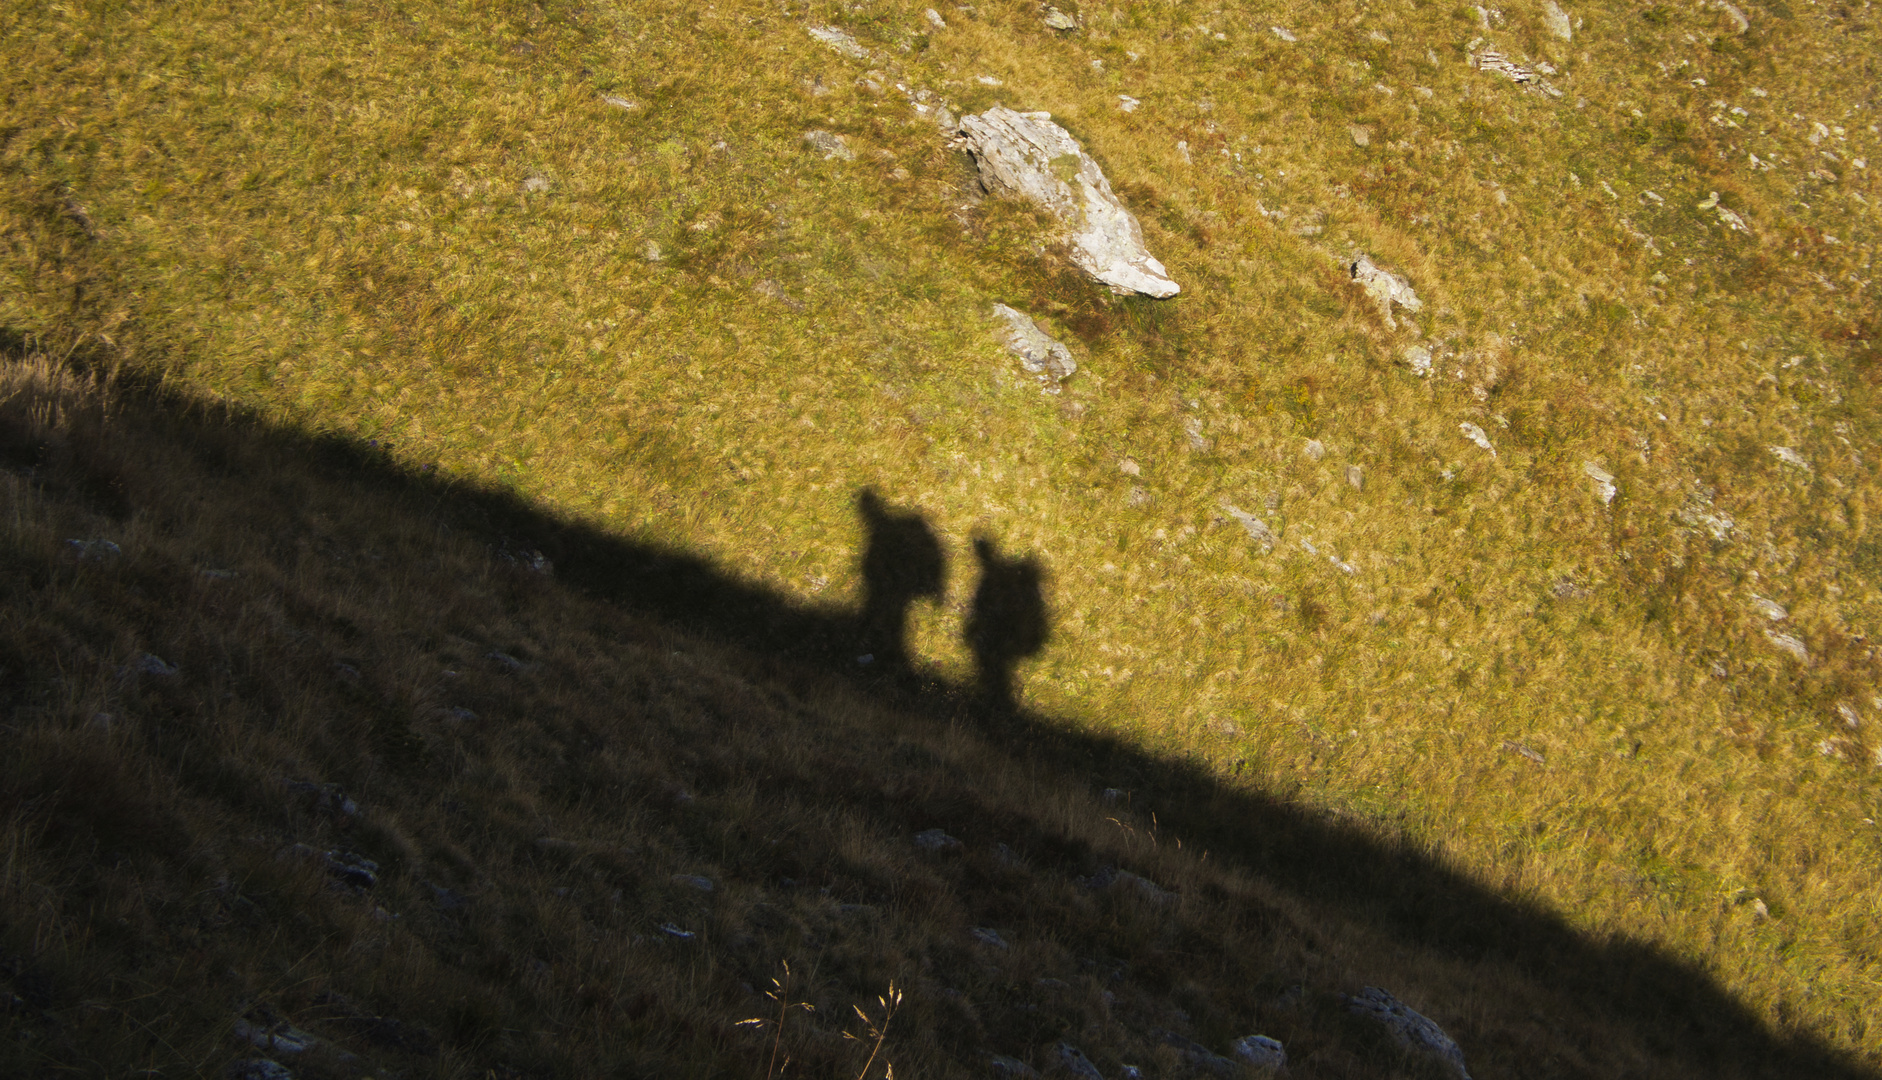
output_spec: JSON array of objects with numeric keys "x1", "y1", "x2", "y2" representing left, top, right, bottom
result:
[
  {"x1": 965, "y1": 535, "x2": 1049, "y2": 715},
  {"x1": 855, "y1": 489, "x2": 946, "y2": 673}
]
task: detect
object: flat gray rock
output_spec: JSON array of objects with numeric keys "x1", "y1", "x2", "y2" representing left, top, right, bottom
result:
[
  {"x1": 960, "y1": 107, "x2": 1179, "y2": 298},
  {"x1": 1231, "y1": 1035, "x2": 1287, "y2": 1070},
  {"x1": 1343, "y1": 987, "x2": 1470, "y2": 1079}
]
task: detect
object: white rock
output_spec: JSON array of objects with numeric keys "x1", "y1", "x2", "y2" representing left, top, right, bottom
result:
[
  {"x1": 1750, "y1": 595, "x2": 1789, "y2": 621},
  {"x1": 1403, "y1": 344, "x2": 1433, "y2": 376},
  {"x1": 1221, "y1": 505, "x2": 1275, "y2": 553},
  {"x1": 990, "y1": 304, "x2": 1077, "y2": 382},
  {"x1": 599, "y1": 94, "x2": 640, "y2": 111},
  {"x1": 1346, "y1": 464, "x2": 1364, "y2": 490},
  {"x1": 971, "y1": 926, "x2": 1010, "y2": 949},
  {"x1": 1582, "y1": 461, "x2": 1617, "y2": 504},
  {"x1": 1304, "y1": 439, "x2": 1326, "y2": 461},
  {"x1": 1118, "y1": 458, "x2": 1141, "y2": 476},
  {"x1": 924, "y1": 7, "x2": 946, "y2": 30},
  {"x1": 807, "y1": 25, "x2": 871, "y2": 60},
  {"x1": 960, "y1": 106, "x2": 1179, "y2": 297},
  {"x1": 803, "y1": 130, "x2": 854, "y2": 161},
  {"x1": 1717, "y1": 1, "x2": 1749, "y2": 34},
  {"x1": 1271, "y1": 26, "x2": 1298, "y2": 42},
  {"x1": 1459, "y1": 422, "x2": 1496, "y2": 457},
  {"x1": 1231, "y1": 1035, "x2": 1287, "y2": 1070},
  {"x1": 1765, "y1": 629, "x2": 1809, "y2": 663},
  {"x1": 1542, "y1": 1, "x2": 1573, "y2": 41},
  {"x1": 1769, "y1": 445, "x2": 1811, "y2": 472},
  {"x1": 1118, "y1": 95, "x2": 1141, "y2": 113},
  {"x1": 1349, "y1": 255, "x2": 1422, "y2": 328},
  {"x1": 1044, "y1": 7, "x2": 1078, "y2": 30},
  {"x1": 1343, "y1": 988, "x2": 1471, "y2": 1079},
  {"x1": 1471, "y1": 47, "x2": 1538, "y2": 84}
]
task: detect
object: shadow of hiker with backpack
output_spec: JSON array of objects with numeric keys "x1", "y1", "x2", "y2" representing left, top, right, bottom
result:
[
  {"x1": 856, "y1": 488, "x2": 947, "y2": 674},
  {"x1": 965, "y1": 535, "x2": 1049, "y2": 714}
]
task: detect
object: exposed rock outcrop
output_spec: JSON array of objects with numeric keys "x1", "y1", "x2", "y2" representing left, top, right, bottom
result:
[{"x1": 960, "y1": 107, "x2": 1180, "y2": 298}]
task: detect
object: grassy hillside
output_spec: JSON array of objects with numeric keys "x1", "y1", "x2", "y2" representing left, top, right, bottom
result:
[{"x1": 2, "y1": 0, "x2": 1880, "y2": 1071}]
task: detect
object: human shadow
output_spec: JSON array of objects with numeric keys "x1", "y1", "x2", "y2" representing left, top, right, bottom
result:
[
  {"x1": 9, "y1": 330, "x2": 1871, "y2": 1079},
  {"x1": 855, "y1": 488, "x2": 947, "y2": 675},
  {"x1": 964, "y1": 536, "x2": 1049, "y2": 713}
]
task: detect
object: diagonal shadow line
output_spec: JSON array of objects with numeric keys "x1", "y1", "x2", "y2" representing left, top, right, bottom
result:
[
  {"x1": 12, "y1": 330, "x2": 1871, "y2": 1079},
  {"x1": 474, "y1": 489, "x2": 1873, "y2": 1080}
]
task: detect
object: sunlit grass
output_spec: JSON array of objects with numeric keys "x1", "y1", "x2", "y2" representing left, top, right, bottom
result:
[{"x1": 3, "y1": 0, "x2": 1879, "y2": 1060}]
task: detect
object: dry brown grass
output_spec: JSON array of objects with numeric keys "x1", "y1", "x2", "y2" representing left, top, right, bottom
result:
[{"x1": 2, "y1": 0, "x2": 1880, "y2": 1070}]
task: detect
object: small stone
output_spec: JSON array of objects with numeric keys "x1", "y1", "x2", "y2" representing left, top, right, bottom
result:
[
  {"x1": 1271, "y1": 26, "x2": 1297, "y2": 42},
  {"x1": 1346, "y1": 464, "x2": 1364, "y2": 490},
  {"x1": 807, "y1": 25, "x2": 871, "y2": 60},
  {"x1": 1050, "y1": 1042, "x2": 1105, "y2": 1080},
  {"x1": 803, "y1": 130, "x2": 854, "y2": 161},
  {"x1": 1350, "y1": 125, "x2": 1372, "y2": 147},
  {"x1": 1751, "y1": 595, "x2": 1788, "y2": 621},
  {"x1": 522, "y1": 174, "x2": 550, "y2": 193},
  {"x1": 1403, "y1": 344, "x2": 1433, "y2": 376},
  {"x1": 659, "y1": 923, "x2": 697, "y2": 940},
  {"x1": 1343, "y1": 987, "x2": 1471, "y2": 1079},
  {"x1": 1099, "y1": 787, "x2": 1126, "y2": 804},
  {"x1": 1220, "y1": 505, "x2": 1275, "y2": 553},
  {"x1": 1769, "y1": 445, "x2": 1811, "y2": 472},
  {"x1": 925, "y1": 8, "x2": 947, "y2": 30},
  {"x1": 1044, "y1": 7, "x2": 1079, "y2": 30},
  {"x1": 971, "y1": 926, "x2": 1010, "y2": 949},
  {"x1": 1304, "y1": 439, "x2": 1326, "y2": 461},
  {"x1": 66, "y1": 538, "x2": 122, "y2": 560},
  {"x1": 991, "y1": 304, "x2": 1077, "y2": 382},
  {"x1": 1117, "y1": 95, "x2": 1141, "y2": 113},
  {"x1": 1459, "y1": 422, "x2": 1496, "y2": 457},
  {"x1": 1152, "y1": 1031, "x2": 1237, "y2": 1077},
  {"x1": 1501, "y1": 740, "x2": 1546, "y2": 764},
  {"x1": 672, "y1": 874, "x2": 715, "y2": 892},
  {"x1": 599, "y1": 93, "x2": 640, "y2": 110},
  {"x1": 990, "y1": 1054, "x2": 1040, "y2": 1078},
  {"x1": 1542, "y1": 0, "x2": 1573, "y2": 41},
  {"x1": 915, "y1": 828, "x2": 963, "y2": 852},
  {"x1": 1471, "y1": 47, "x2": 1539, "y2": 84},
  {"x1": 1719, "y1": 1, "x2": 1749, "y2": 33},
  {"x1": 135, "y1": 653, "x2": 180, "y2": 677},
  {"x1": 642, "y1": 240, "x2": 663, "y2": 262},
  {"x1": 232, "y1": 1018, "x2": 317, "y2": 1056},
  {"x1": 323, "y1": 850, "x2": 380, "y2": 890},
  {"x1": 1582, "y1": 461, "x2": 1617, "y2": 504},
  {"x1": 487, "y1": 650, "x2": 525, "y2": 671},
  {"x1": 1764, "y1": 629, "x2": 1810, "y2": 663},
  {"x1": 1183, "y1": 416, "x2": 1210, "y2": 451},
  {"x1": 1349, "y1": 255, "x2": 1422, "y2": 328},
  {"x1": 1118, "y1": 459, "x2": 1141, "y2": 477},
  {"x1": 1231, "y1": 1035, "x2": 1287, "y2": 1070}
]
